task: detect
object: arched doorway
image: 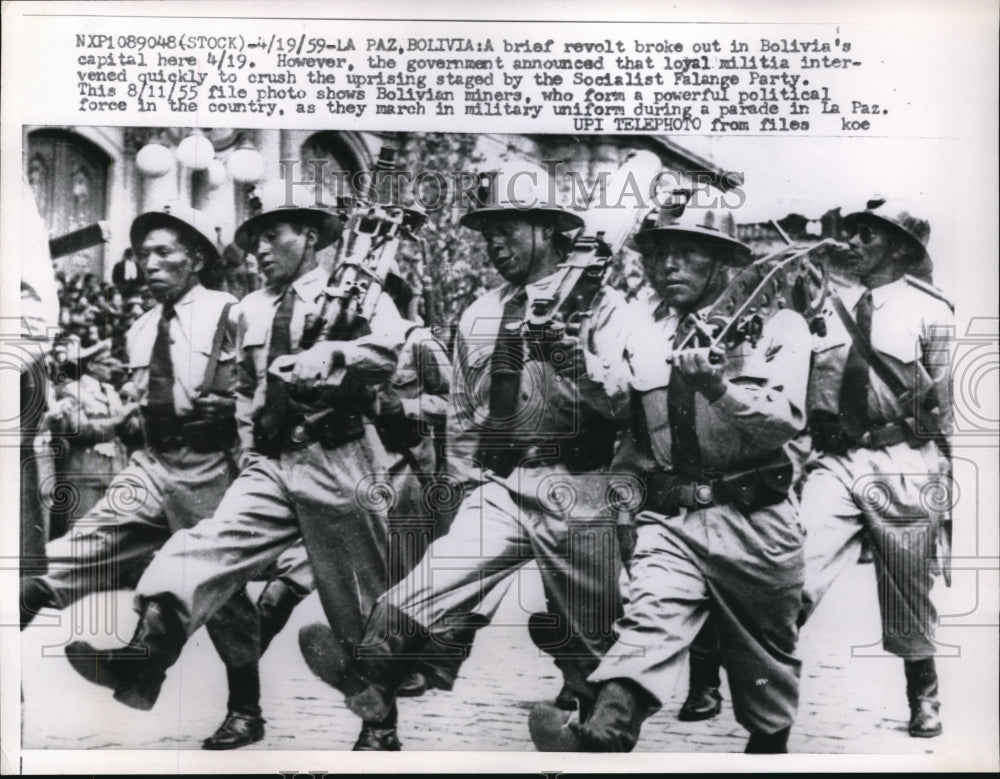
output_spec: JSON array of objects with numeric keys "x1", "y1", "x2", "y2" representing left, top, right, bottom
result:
[{"x1": 27, "y1": 129, "x2": 111, "y2": 278}]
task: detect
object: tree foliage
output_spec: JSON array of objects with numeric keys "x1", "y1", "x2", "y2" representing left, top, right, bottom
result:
[{"x1": 393, "y1": 133, "x2": 498, "y2": 338}]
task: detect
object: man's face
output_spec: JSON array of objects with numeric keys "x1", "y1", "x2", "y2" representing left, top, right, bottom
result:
[
  {"x1": 86, "y1": 355, "x2": 114, "y2": 384},
  {"x1": 137, "y1": 227, "x2": 201, "y2": 304},
  {"x1": 250, "y1": 220, "x2": 313, "y2": 290},
  {"x1": 479, "y1": 215, "x2": 547, "y2": 285},
  {"x1": 640, "y1": 238, "x2": 725, "y2": 312},
  {"x1": 847, "y1": 219, "x2": 893, "y2": 280}
]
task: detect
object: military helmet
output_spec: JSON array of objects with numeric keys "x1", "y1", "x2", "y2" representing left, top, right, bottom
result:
[
  {"x1": 631, "y1": 191, "x2": 753, "y2": 266},
  {"x1": 842, "y1": 196, "x2": 930, "y2": 263},
  {"x1": 460, "y1": 163, "x2": 585, "y2": 233},
  {"x1": 234, "y1": 179, "x2": 343, "y2": 254},
  {"x1": 130, "y1": 202, "x2": 221, "y2": 264}
]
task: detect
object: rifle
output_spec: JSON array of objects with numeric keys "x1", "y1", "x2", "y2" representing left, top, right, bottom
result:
[
  {"x1": 519, "y1": 150, "x2": 664, "y2": 349},
  {"x1": 269, "y1": 146, "x2": 425, "y2": 389},
  {"x1": 668, "y1": 239, "x2": 835, "y2": 363}
]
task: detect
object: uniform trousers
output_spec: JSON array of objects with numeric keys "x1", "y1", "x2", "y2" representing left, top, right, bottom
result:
[
  {"x1": 379, "y1": 477, "x2": 620, "y2": 700},
  {"x1": 589, "y1": 498, "x2": 805, "y2": 735},
  {"x1": 40, "y1": 445, "x2": 260, "y2": 672},
  {"x1": 799, "y1": 440, "x2": 945, "y2": 658},
  {"x1": 135, "y1": 427, "x2": 390, "y2": 658}
]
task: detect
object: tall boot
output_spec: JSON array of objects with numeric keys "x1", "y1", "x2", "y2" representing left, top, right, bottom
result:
[
  {"x1": 64, "y1": 597, "x2": 186, "y2": 711},
  {"x1": 202, "y1": 665, "x2": 266, "y2": 750},
  {"x1": 905, "y1": 658, "x2": 942, "y2": 738},
  {"x1": 415, "y1": 613, "x2": 490, "y2": 692},
  {"x1": 678, "y1": 648, "x2": 723, "y2": 722},
  {"x1": 353, "y1": 703, "x2": 402, "y2": 751},
  {"x1": 297, "y1": 603, "x2": 424, "y2": 723},
  {"x1": 528, "y1": 612, "x2": 580, "y2": 711},
  {"x1": 257, "y1": 579, "x2": 307, "y2": 653},
  {"x1": 530, "y1": 678, "x2": 655, "y2": 752},
  {"x1": 344, "y1": 602, "x2": 425, "y2": 723},
  {"x1": 745, "y1": 726, "x2": 790, "y2": 753},
  {"x1": 20, "y1": 577, "x2": 54, "y2": 631}
]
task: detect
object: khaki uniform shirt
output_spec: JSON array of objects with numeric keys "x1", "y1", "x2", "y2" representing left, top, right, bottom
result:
[
  {"x1": 234, "y1": 265, "x2": 409, "y2": 455},
  {"x1": 618, "y1": 293, "x2": 812, "y2": 476},
  {"x1": 808, "y1": 275, "x2": 954, "y2": 446},
  {"x1": 126, "y1": 284, "x2": 238, "y2": 417}
]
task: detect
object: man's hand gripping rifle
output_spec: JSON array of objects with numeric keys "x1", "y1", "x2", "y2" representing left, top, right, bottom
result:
[{"x1": 668, "y1": 239, "x2": 835, "y2": 365}]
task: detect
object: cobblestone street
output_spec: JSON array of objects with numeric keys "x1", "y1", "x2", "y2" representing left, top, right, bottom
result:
[{"x1": 18, "y1": 553, "x2": 997, "y2": 770}]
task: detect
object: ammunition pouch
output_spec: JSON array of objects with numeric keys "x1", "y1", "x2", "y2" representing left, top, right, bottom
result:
[
  {"x1": 375, "y1": 416, "x2": 424, "y2": 454},
  {"x1": 254, "y1": 407, "x2": 366, "y2": 455},
  {"x1": 644, "y1": 453, "x2": 794, "y2": 515},
  {"x1": 143, "y1": 411, "x2": 236, "y2": 454}
]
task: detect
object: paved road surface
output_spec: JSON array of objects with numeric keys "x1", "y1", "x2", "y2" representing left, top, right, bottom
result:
[{"x1": 17, "y1": 552, "x2": 996, "y2": 766}]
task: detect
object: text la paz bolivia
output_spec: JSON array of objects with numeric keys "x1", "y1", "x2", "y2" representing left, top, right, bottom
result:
[{"x1": 316, "y1": 38, "x2": 498, "y2": 52}]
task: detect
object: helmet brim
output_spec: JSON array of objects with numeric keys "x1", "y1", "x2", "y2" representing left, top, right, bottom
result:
[
  {"x1": 631, "y1": 226, "x2": 754, "y2": 266},
  {"x1": 234, "y1": 208, "x2": 343, "y2": 254},
  {"x1": 842, "y1": 212, "x2": 930, "y2": 263},
  {"x1": 130, "y1": 212, "x2": 221, "y2": 264},
  {"x1": 460, "y1": 206, "x2": 584, "y2": 234}
]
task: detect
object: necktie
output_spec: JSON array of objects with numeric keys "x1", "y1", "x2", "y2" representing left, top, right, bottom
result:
[
  {"x1": 257, "y1": 287, "x2": 295, "y2": 443},
  {"x1": 480, "y1": 288, "x2": 527, "y2": 475},
  {"x1": 839, "y1": 290, "x2": 874, "y2": 439},
  {"x1": 146, "y1": 303, "x2": 176, "y2": 417},
  {"x1": 667, "y1": 328, "x2": 703, "y2": 478}
]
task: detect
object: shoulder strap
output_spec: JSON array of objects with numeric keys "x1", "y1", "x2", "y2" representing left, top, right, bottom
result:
[
  {"x1": 197, "y1": 301, "x2": 234, "y2": 397},
  {"x1": 904, "y1": 274, "x2": 954, "y2": 312},
  {"x1": 830, "y1": 291, "x2": 944, "y2": 439}
]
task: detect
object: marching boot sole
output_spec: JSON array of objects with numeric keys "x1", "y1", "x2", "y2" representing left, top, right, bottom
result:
[
  {"x1": 113, "y1": 678, "x2": 162, "y2": 711},
  {"x1": 202, "y1": 716, "x2": 267, "y2": 750},
  {"x1": 345, "y1": 686, "x2": 395, "y2": 723},
  {"x1": 65, "y1": 641, "x2": 124, "y2": 690},
  {"x1": 677, "y1": 701, "x2": 723, "y2": 722},
  {"x1": 909, "y1": 723, "x2": 943, "y2": 738},
  {"x1": 299, "y1": 623, "x2": 356, "y2": 693},
  {"x1": 65, "y1": 641, "x2": 162, "y2": 711},
  {"x1": 529, "y1": 702, "x2": 585, "y2": 752}
]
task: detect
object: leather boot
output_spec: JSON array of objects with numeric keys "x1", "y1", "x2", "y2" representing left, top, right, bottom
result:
[
  {"x1": 299, "y1": 621, "x2": 367, "y2": 695},
  {"x1": 353, "y1": 704, "x2": 402, "y2": 751},
  {"x1": 415, "y1": 613, "x2": 490, "y2": 692},
  {"x1": 298, "y1": 604, "x2": 423, "y2": 723},
  {"x1": 678, "y1": 650, "x2": 723, "y2": 722},
  {"x1": 527, "y1": 611, "x2": 581, "y2": 712},
  {"x1": 745, "y1": 726, "x2": 790, "y2": 753},
  {"x1": 396, "y1": 671, "x2": 427, "y2": 697},
  {"x1": 344, "y1": 602, "x2": 424, "y2": 723},
  {"x1": 64, "y1": 597, "x2": 186, "y2": 711},
  {"x1": 530, "y1": 678, "x2": 654, "y2": 752},
  {"x1": 905, "y1": 658, "x2": 943, "y2": 738},
  {"x1": 20, "y1": 577, "x2": 54, "y2": 631},
  {"x1": 203, "y1": 666, "x2": 266, "y2": 750},
  {"x1": 257, "y1": 579, "x2": 307, "y2": 653}
]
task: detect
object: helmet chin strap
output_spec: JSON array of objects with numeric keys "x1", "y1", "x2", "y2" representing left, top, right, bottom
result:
[
  {"x1": 271, "y1": 233, "x2": 314, "y2": 294},
  {"x1": 689, "y1": 259, "x2": 724, "y2": 312}
]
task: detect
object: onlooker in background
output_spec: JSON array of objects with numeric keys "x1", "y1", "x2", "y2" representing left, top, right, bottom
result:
[
  {"x1": 45, "y1": 338, "x2": 132, "y2": 539},
  {"x1": 111, "y1": 247, "x2": 146, "y2": 299}
]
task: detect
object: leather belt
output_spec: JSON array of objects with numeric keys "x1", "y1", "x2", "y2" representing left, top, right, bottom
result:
[
  {"x1": 810, "y1": 411, "x2": 917, "y2": 454},
  {"x1": 644, "y1": 456, "x2": 794, "y2": 516}
]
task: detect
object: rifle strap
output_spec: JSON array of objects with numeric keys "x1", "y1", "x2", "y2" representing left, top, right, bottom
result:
[
  {"x1": 197, "y1": 302, "x2": 234, "y2": 398},
  {"x1": 830, "y1": 291, "x2": 944, "y2": 441}
]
